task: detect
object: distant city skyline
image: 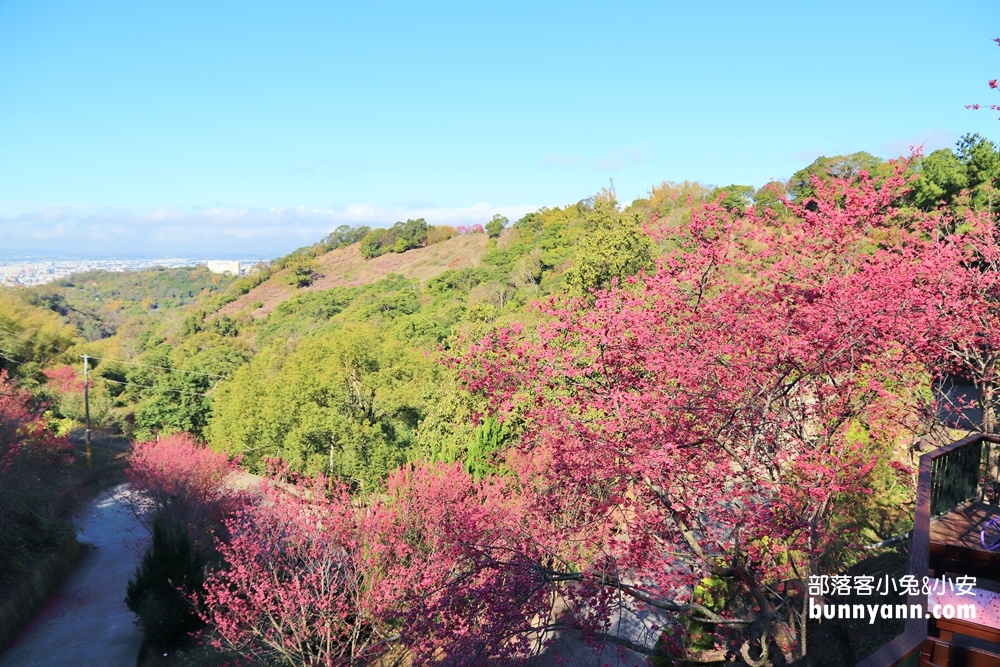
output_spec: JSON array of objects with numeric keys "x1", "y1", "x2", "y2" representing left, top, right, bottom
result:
[
  {"x1": 0, "y1": 249, "x2": 265, "y2": 261},
  {"x1": 0, "y1": 256, "x2": 270, "y2": 287},
  {"x1": 1, "y1": 0, "x2": 998, "y2": 257}
]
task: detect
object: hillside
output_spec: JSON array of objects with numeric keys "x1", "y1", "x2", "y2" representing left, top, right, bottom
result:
[
  {"x1": 217, "y1": 232, "x2": 488, "y2": 319},
  {"x1": 10, "y1": 143, "x2": 1000, "y2": 463}
]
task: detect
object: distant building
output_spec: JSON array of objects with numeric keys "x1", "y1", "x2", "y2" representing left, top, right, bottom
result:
[{"x1": 205, "y1": 260, "x2": 241, "y2": 275}]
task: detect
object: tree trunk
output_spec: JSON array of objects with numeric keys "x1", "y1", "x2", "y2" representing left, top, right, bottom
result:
[{"x1": 980, "y1": 379, "x2": 997, "y2": 433}]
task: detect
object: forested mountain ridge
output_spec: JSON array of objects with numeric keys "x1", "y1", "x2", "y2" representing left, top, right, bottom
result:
[
  {"x1": 17, "y1": 265, "x2": 237, "y2": 342},
  {"x1": 3, "y1": 193, "x2": 647, "y2": 477},
  {"x1": 4, "y1": 137, "x2": 1000, "y2": 471}
]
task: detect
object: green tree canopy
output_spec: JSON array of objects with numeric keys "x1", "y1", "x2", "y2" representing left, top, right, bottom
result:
[
  {"x1": 710, "y1": 184, "x2": 755, "y2": 212},
  {"x1": 322, "y1": 224, "x2": 371, "y2": 251},
  {"x1": 958, "y1": 133, "x2": 1000, "y2": 210},
  {"x1": 0, "y1": 292, "x2": 79, "y2": 377},
  {"x1": 208, "y1": 325, "x2": 441, "y2": 491},
  {"x1": 485, "y1": 214, "x2": 509, "y2": 239},
  {"x1": 912, "y1": 148, "x2": 967, "y2": 210},
  {"x1": 565, "y1": 201, "x2": 655, "y2": 295},
  {"x1": 787, "y1": 152, "x2": 884, "y2": 200}
]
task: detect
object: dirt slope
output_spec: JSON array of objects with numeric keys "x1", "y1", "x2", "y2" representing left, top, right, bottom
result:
[{"x1": 219, "y1": 233, "x2": 488, "y2": 319}]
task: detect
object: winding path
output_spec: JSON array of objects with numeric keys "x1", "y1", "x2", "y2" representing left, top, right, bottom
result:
[{"x1": 0, "y1": 484, "x2": 149, "y2": 667}]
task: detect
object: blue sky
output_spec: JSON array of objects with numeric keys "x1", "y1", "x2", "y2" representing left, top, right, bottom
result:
[{"x1": 1, "y1": 0, "x2": 998, "y2": 257}]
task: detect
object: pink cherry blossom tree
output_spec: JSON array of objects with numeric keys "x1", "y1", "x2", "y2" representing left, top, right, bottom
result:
[
  {"x1": 126, "y1": 432, "x2": 240, "y2": 547},
  {"x1": 0, "y1": 370, "x2": 73, "y2": 579},
  {"x1": 195, "y1": 159, "x2": 1000, "y2": 666},
  {"x1": 456, "y1": 159, "x2": 977, "y2": 663},
  {"x1": 201, "y1": 462, "x2": 556, "y2": 666}
]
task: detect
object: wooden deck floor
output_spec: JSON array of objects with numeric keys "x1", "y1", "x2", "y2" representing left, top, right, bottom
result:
[
  {"x1": 929, "y1": 501, "x2": 1000, "y2": 588},
  {"x1": 926, "y1": 503, "x2": 1000, "y2": 665},
  {"x1": 931, "y1": 501, "x2": 1000, "y2": 552}
]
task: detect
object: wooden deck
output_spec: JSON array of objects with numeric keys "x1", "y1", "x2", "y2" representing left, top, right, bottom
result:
[
  {"x1": 932, "y1": 502, "x2": 1000, "y2": 552},
  {"x1": 924, "y1": 501, "x2": 1000, "y2": 665},
  {"x1": 930, "y1": 502, "x2": 1000, "y2": 585},
  {"x1": 928, "y1": 579, "x2": 1000, "y2": 643}
]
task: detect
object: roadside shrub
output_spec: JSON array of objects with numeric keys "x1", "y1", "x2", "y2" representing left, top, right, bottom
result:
[
  {"x1": 0, "y1": 370, "x2": 74, "y2": 586},
  {"x1": 125, "y1": 433, "x2": 239, "y2": 650},
  {"x1": 126, "y1": 516, "x2": 206, "y2": 649}
]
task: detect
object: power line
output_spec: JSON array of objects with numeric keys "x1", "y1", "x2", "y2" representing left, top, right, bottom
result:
[
  {"x1": 85, "y1": 355, "x2": 225, "y2": 379},
  {"x1": 0, "y1": 324, "x2": 74, "y2": 356},
  {"x1": 100, "y1": 377, "x2": 211, "y2": 397},
  {"x1": 0, "y1": 326, "x2": 226, "y2": 380},
  {"x1": 0, "y1": 326, "x2": 77, "y2": 378}
]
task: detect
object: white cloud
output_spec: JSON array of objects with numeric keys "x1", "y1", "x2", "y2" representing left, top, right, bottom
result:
[
  {"x1": 593, "y1": 149, "x2": 647, "y2": 170},
  {"x1": 542, "y1": 147, "x2": 649, "y2": 171},
  {"x1": 878, "y1": 130, "x2": 959, "y2": 159},
  {"x1": 790, "y1": 148, "x2": 825, "y2": 164},
  {"x1": 542, "y1": 153, "x2": 584, "y2": 167},
  {"x1": 0, "y1": 202, "x2": 539, "y2": 257}
]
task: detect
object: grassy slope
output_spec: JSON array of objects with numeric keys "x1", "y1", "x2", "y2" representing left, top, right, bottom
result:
[{"x1": 218, "y1": 233, "x2": 488, "y2": 319}]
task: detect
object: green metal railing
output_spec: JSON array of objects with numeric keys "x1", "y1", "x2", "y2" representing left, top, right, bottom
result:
[{"x1": 929, "y1": 437, "x2": 984, "y2": 516}]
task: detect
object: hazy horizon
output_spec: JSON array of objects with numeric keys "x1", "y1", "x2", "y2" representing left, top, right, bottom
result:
[
  {"x1": 2, "y1": 0, "x2": 997, "y2": 257},
  {"x1": 0, "y1": 249, "x2": 269, "y2": 262}
]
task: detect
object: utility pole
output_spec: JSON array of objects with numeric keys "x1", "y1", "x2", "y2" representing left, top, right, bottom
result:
[{"x1": 83, "y1": 354, "x2": 91, "y2": 469}]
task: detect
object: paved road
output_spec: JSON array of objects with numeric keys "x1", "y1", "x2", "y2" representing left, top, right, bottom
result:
[{"x1": 0, "y1": 485, "x2": 149, "y2": 667}]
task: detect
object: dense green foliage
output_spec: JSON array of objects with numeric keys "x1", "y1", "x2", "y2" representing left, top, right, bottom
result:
[
  {"x1": 787, "y1": 151, "x2": 886, "y2": 200},
  {"x1": 565, "y1": 200, "x2": 654, "y2": 294},
  {"x1": 321, "y1": 224, "x2": 372, "y2": 251},
  {"x1": 209, "y1": 325, "x2": 443, "y2": 489},
  {"x1": 286, "y1": 259, "x2": 318, "y2": 288},
  {"x1": 125, "y1": 516, "x2": 206, "y2": 648},
  {"x1": 359, "y1": 218, "x2": 430, "y2": 258},
  {"x1": 464, "y1": 415, "x2": 509, "y2": 480},
  {"x1": 912, "y1": 134, "x2": 1000, "y2": 211},
  {"x1": 0, "y1": 292, "x2": 80, "y2": 377},
  {"x1": 31, "y1": 266, "x2": 236, "y2": 340},
  {"x1": 121, "y1": 340, "x2": 249, "y2": 440}
]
